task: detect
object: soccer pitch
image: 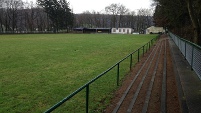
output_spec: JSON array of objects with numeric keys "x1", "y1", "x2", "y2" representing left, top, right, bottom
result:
[{"x1": 0, "y1": 34, "x2": 157, "y2": 112}]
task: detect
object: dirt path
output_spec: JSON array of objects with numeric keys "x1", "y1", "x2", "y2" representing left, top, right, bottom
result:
[{"x1": 104, "y1": 35, "x2": 181, "y2": 113}]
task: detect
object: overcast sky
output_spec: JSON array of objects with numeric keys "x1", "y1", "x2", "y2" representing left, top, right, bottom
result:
[{"x1": 23, "y1": 0, "x2": 153, "y2": 14}]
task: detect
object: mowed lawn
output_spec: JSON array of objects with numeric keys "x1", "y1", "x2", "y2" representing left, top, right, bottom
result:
[{"x1": 0, "y1": 34, "x2": 157, "y2": 112}]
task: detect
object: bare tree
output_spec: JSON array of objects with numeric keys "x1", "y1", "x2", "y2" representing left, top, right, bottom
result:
[
  {"x1": 129, "y1": 11, "x2": 137, "y2": 28},
  {"x1": 136, "y1": 8, "x2": 153, "y2": 33},
  {"x1": 0, "y1": 8, "x2": 4, "y2": 32},
  {"x1": 74, "y1": 7, "x2": 153, "y2": 30},
  {"x1": 105, "y1": 3, "x2": 121, "y2": 27},
  {"x1": 77, "y1": 11, "x2": 92, "y2": 28},
  {"x1": 23, "y1": 1, "x2": 38, "y2": 32},
  {"x1": 118, "y1": 4, "x2": 129, "y2": 27},
  {"x1": 36, "y1": 8, "x2": 51, "y2": 32},
  {"x1": 5, "y1": 0, "x2": 24, "y2": 33},
  {"x1": 101, "y1": 13, "x2": 110, "y2": 28},
  {"x1": 0, "y1": 0, "x2": 4, "y2": 32},
  {"x1": 91, "y1": 11, "x2": 101, "y2": 28}
]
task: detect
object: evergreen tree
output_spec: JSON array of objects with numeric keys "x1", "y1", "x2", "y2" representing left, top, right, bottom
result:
[{"x1": 37, "y1": 0, "x2": 73, "y2": 33}]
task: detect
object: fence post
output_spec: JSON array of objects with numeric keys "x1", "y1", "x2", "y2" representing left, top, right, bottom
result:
[
  {"x1": 138, "y1": 49, "x2": 140, "y2": 62},
  {"x1": 117, "y1": 63, "x2": 120, "y2": 86},
  {"x1": 146, "y1": 43, "x2": 148, "y2": 53},
  {"x1": 185, "y1": 41, "x2": 186, "y2": 58},
  {"x1": 149, "y1": 41, "x2": 150, "y2": 50},
  {"x1": 191, "y1": 45, "x2": 195, "y2": 70},
  {"x1": 179, "y1": 38, "x2": 181, "y2": 48},
  {"x1": 130, "y1": 54, "x2": 132, "y2": 70},
  {"x1": 86, "y1": 85, "x2": 89, "y2": 113}
]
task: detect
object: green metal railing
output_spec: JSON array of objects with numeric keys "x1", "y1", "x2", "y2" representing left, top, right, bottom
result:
[{"x1": 44, "y1": 36, "x2": 158, "y2": 113}]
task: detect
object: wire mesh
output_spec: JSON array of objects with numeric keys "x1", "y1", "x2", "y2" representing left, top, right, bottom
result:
[
  {"x1": 193, "y1": 47, "x2": 201, "y2": 79},
  {"x1": 169, "y1": 32, "x2": 201, "y2": 80},
  {"x1": 180, "y1": 40, "x2": 185, "y2": 55},
  {"x1": 186, "y1": 43, "x2": 193, "y2": 65}
]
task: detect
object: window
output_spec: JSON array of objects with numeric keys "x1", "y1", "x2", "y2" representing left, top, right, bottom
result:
[
  {"x1": 113, "y1": 29, "x2": 116, "y2": 32},
  {"x1": 119, "y1": 29, "x2": 121, "y2": 32},
  {"x1": 123, "y1": 29, "x2": 125, "y2": 32},
  {"x1": 127, "y1": 29, "x2": 130, "y2": 33}
]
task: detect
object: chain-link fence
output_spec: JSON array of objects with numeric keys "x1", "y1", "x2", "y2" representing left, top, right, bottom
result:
[{"x1": 169, "y1": 32, "x2": 201, "y2": 80}]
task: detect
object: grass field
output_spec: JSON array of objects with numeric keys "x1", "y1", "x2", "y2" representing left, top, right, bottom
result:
[{"x1": 0, "y1": 34, "x2": 157, "y2": 112}]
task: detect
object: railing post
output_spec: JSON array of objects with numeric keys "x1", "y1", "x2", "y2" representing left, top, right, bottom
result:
[
  {"x1": 130, "y1": 54, "x2": 132, "y2": 70},
  {"x1": 86, "y1": 85, "x2": 89, "y2": 113},
  {"x1": 117, "y1": 63, "x2": 120, "y2": 86},
  {"x1": 138, "y1": 49, "x2": 140, "y2": 62},
  {"x1": 152, "y1": 39, "x2": 154, "y2": 45},
  {"x1": 185, "y1": 41, "x2": 186, "y2": 58},
  {"x1": 146, "y1": 43, "x2": 148, "y2": 53},
  {"x1": 149, "y1": 41, "x2": 150, "y2": 50},
  {"x1": 191, "y1": 45, "x2": 194, "y2": 71}
]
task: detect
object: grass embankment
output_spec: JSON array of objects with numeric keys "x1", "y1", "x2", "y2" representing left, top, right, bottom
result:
[{"x1": 0, "y1": 34, "x2": 157, "y2": 112}]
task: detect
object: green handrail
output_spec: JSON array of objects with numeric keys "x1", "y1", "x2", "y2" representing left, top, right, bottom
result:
[{"x1": 44, "y1": 36, "x2": 158, "y2": 113}]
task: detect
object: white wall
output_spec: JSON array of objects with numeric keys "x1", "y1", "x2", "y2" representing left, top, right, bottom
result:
[
  {"x1": 146, "y1": 26, "x2": 164, "y2": 34},
  {"x1": 111, "y1": 28, "x2": 133, "y2": 34}
]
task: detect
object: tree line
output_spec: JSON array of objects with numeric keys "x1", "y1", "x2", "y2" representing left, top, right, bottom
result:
[
  {"x1": 74, "y1": 6, "x2": 153, "y2": 33},
  {"x1": 0, "y1": 0, "x2": 73, "y2": 33},
  {"x1": 0, "y1": 0, "x2": 153, "y2": 33},
  {"x1": 1, "y1": 0, "x2": 200, "y2": 45},
  {"x1": 153, "y1": 0, "x2": 201, "y2": 45}
]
